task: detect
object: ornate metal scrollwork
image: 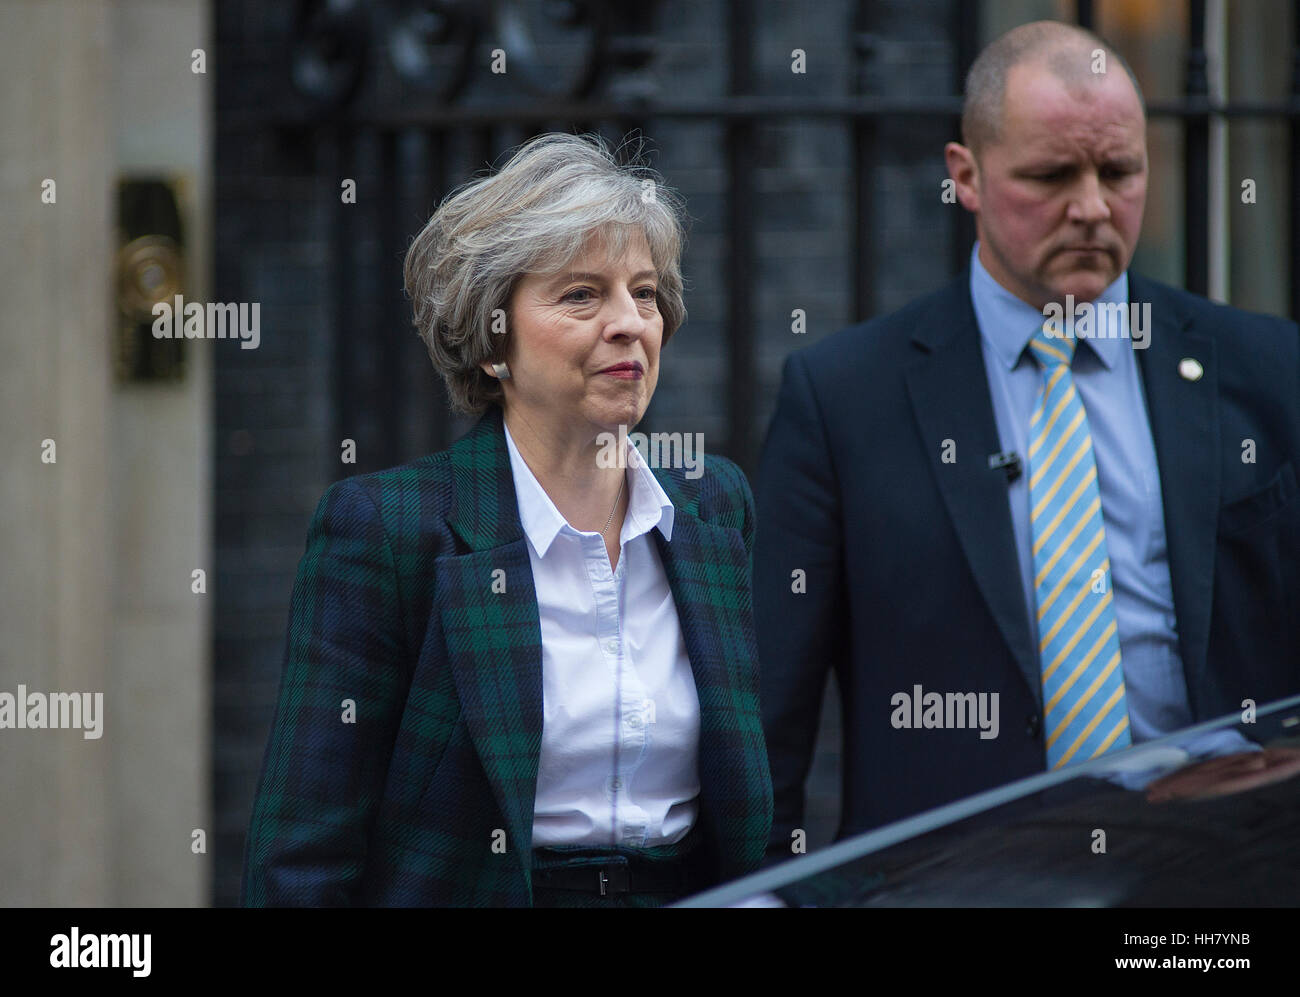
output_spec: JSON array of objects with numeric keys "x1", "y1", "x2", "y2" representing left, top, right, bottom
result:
[
  {"x1": 386, "y1": 0, "x2": 479, "y2": 97},
  {"x1": 289, "y1": 0, "x2": 370, "y2": 111},
  {"x1": 285, "y1": 0, "x2": 660, "y2": 113},
  {"x1": 491, "y1": 0, "x2": 606, "y2": 99}
]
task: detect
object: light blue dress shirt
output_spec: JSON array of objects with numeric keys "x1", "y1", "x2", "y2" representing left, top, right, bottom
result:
[{"x1": 968, "y1": 244, "x2": 1248, "y2": 774}]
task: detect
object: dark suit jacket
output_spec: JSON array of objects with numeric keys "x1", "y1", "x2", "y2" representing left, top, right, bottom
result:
[
  {"x1": 754, "y1": 270, "x2": 1300, "y2": 856},
  {"x1": 243, "y1": 406, "x2": 772, "y2": 905}
]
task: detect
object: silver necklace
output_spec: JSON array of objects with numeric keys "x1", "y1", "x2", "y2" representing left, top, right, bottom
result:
[{"x1": 600, "y1": 473, "x2": 626, "y2": 538}]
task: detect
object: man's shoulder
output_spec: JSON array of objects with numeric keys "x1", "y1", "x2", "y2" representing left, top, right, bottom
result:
[
  {"x1": 791, "y1": 273, "x2": 972, "y2": 372},
  {"x1": 788, "y1": 270, "x2": 1299, "y2": 369},
  {"x1": 1129, "y1": 272, "x2": 1298, "y2": 340}
]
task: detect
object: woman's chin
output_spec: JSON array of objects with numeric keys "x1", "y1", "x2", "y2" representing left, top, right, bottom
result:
[{"x1": 587, "y1": 400, "x2": 648, "y2": 435}]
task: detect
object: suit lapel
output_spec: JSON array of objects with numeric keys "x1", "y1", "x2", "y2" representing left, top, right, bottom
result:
[
  {"x1": 1129, "y1": 274, "x2": 1220, "y2": 718},
  {"x1": 904, "y1": 277, "x2": 1043, "y2": 705},
  {"x1": 437, "y1": 407, "x2": 543, "y2": 892}
]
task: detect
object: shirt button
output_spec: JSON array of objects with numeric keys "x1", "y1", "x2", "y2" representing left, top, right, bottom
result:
[
  {"x1": 626, "y1": 713, "x2": 643, "y2": 728},
  {"x1": 610, "y1": 778, "x2": 623, "y2": 791},
  {"x1": 604, "y1": 639, "x2": 618, "y2": 655}
]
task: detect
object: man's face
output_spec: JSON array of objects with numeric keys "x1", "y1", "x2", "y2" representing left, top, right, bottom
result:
[{"x1": 948, "y1": 59, "x2": 1148, "y2": 309}]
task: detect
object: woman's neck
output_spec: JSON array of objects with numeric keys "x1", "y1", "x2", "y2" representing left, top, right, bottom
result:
[{"x1": 503, "y1": 408, "x2": 629, "y2": 536}]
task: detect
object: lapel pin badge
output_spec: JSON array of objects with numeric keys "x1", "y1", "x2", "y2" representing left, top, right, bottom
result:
[{"x1": 1178, "y1": 358, "x2": 1204, "y2": 382}]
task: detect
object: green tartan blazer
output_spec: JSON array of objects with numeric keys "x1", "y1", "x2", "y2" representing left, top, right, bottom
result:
[{"x1": 242, "y1": 406, "x2": 773, "y2": 906}]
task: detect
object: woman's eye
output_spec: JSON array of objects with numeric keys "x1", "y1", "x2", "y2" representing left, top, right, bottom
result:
[
  {"x1": 563, "y1": 288, "x2": 593, "y2": 303},
  {"x1": 636, "y1": 287, "x2": 658, "y2": 300}
]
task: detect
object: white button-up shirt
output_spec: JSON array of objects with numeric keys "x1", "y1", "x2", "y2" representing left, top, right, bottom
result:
[{"x1": 503, "y1": 422, "x2": 701, "y2": 848}]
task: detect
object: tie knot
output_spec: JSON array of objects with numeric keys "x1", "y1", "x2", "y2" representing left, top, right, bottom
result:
[{"x1": 1029, "y1": 324, "x2": 1077, "y2": 369}]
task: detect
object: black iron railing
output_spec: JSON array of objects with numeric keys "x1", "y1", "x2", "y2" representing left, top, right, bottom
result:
[{"x1": 226, "y1": 0, "x2": 1300, "y2": 474}]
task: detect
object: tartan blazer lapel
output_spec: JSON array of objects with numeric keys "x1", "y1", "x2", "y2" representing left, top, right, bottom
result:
[
  {"x1": 437, "y1": 407, "x2": 543, "y2": 883},
  {"x1": 650, "y1": 465, "x2": 769, "y2": 880}
]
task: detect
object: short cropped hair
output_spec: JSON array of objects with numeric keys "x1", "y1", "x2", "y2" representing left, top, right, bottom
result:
[
  {"x1": 404, "y1": 131, "x2": 689, "y2": 414},
  {"x1": 962, "y1": 20, "x2": 1145, "y2": 157}
]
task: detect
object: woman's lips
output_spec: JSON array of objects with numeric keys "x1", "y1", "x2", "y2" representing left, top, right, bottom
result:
[{"x1": 600, "y1": 362, "x2": 643, "y2": 379}]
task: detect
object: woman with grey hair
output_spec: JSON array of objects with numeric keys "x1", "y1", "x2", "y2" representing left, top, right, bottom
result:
[{"x1": 243, "y1": 132, "x2": 772, "y2": 907}]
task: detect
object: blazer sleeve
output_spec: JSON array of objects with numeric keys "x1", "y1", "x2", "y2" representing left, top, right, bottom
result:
[
  {"x1": 242, "y1": 477, "x2": 411, "y2": 906},
  {"x1": 753, "y1": 349, "x2": 848, "y2": 861}
]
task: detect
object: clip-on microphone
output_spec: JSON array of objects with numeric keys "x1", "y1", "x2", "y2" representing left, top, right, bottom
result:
[{"x1": 987, "y1": 450, "x2": 1022, "y2": 483}]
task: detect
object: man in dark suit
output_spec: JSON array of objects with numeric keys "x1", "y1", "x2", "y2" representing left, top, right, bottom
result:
[{"x1": 754, "y1": 20, "x2": 1300, "y2": 861}]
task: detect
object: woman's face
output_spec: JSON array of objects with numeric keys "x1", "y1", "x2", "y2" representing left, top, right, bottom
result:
[{"x1": 494, "y1": 227, "x2": 663, "y2": 444}]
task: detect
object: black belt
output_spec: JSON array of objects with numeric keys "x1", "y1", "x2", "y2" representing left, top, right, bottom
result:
[
  {"x1": 532, "y1": 856, "x2": 697, "y2": 897},
  {"x1": 533, "y1": 861, "x2": 692, "y2": 897}
]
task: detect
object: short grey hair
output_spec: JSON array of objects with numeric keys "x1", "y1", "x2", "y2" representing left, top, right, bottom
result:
[
  {"x1": 962, "y1": 20, "x2": 1145, "y2": 157},
  {"x1": 404, "y1": 131, "x2": 689, "y2": 414}
]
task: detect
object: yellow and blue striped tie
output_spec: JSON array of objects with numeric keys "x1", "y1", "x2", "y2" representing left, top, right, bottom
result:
[{"x1": 1027, "y1": 326, "x2": 1131, "y2": 769}]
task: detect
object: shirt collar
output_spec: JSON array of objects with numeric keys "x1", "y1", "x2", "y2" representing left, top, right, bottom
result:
[
  {"x1": 969, "y1": 241, "x2": 1128, "y2": 372},
  {"x1": 503, "y1": 420, "x2": 675, "y2": 559}
]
